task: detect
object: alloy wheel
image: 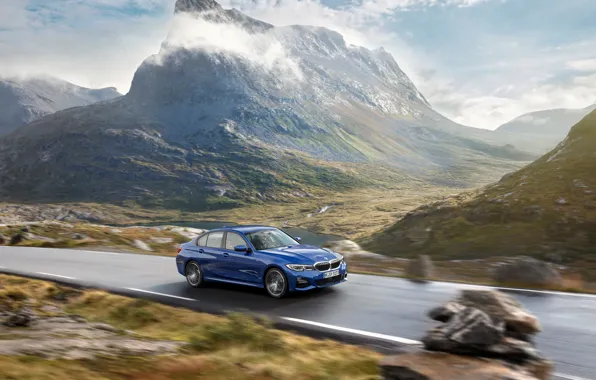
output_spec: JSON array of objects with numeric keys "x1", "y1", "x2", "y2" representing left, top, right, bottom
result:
[
  {"x1": 265, "y1": 268, "x2": 287, "y2": 298},
  {"x1": 186, "y1": 262, "x2": 202, "y2": 287}
]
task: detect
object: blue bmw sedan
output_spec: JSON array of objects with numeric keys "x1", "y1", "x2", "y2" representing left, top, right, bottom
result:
[{"x1": 175, "y1": 225, "x2": 347, "y2": 298}]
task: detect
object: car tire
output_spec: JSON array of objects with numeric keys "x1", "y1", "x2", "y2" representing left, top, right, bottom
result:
[
  {"x1": 185, "y1": 261, "x2": 204, "y2": 288},
  {"x1": 264, "y1": 267, "x2": 288, "y2": 299}
]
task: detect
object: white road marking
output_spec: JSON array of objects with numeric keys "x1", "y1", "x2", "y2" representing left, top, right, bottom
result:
[
  {"x1": 280, "y1": 317, "x2": 421, "y2": 345},
  {"x1": 37, "y1": 272, "x2": 76, "y2": 280},
  {"x1": 554, "y1": 373, "x2": 593, "y2": 380},
  {"x1": 125, "y1": 288, "x2": 197, "y2": 302}
]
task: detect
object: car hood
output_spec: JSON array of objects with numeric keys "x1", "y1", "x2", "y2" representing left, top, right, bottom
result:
[{"x1": 260, "y1": 244, "x2": 341, "y2": 262}]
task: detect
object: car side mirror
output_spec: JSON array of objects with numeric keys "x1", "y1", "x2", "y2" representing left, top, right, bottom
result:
[{"x1": 234, "y1": 245, "x2": 250, "y2": 253}]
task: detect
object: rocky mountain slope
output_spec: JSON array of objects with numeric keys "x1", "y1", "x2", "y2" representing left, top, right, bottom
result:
[
  {"x1": 494, "y1": 104, "x2": 596, "y2": 154},
  {"x1": 0, "y1": 76, "x2": 121, "y2": 136},
  {"x1": 0, "y1": 0, "x2": 532, "y2": 211},
  {"x1": 361, "y1": 110, "x2": 596, "y2": 264}
]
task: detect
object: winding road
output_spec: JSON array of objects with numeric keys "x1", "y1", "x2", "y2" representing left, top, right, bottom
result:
[{"x1": 1, "y1": 246, "x2": 595, "y2": 379}]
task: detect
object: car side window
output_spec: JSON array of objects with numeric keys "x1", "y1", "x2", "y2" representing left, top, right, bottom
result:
[
  {"x1": 205, "y1": 231, "x2": 224, "y2": 248},
  {"x1": 197, "y1": 234, "x2": 207, "y2": 247},
  {"x1": 225, "y1": 232, "x2": 246, "y2": 250}
]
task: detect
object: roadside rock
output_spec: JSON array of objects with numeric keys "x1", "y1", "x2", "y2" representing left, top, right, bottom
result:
[
  {"x1": 40, "y1": 305, "x2": 65, "y2": 315},
  {"x1": 493, "y1": 256, "x2": 562, "y2": 288},
  {"x1": 9, "y1": 233, "x2": 24, "y2": 245},
  {"x1": 323, "y1": 239, "x2": 386, "y2": 259},
  {"x1": 150, "y1": 237, "x2": 173, "y2": 244},
  {"x1": 440, "y1": 307, "x2": 504, "y2": 347},
  {"x1": 423, "y1": 327, "x2": 540, "y2": 363},
  {"x1": 163, "y1": 226, "x2": 206, "y2": 240},
  {"x1": 323, "y1": 240, "x2": 362, "y2": 253},
  {"x1": 133, "y1": 239, "x2": 153, "y2": 251},
  {"x1": 3, "y1": 309, "x2": 36, "y2": 327},
  {"x1": 424, "y1": 290, "x2": 549, "y2": 377},
  {"x1": 89, "y1": 322, "x2": 122, "y2": 333},
  {"x1": 428, "y1": 289, "x2": 540, "y2": 336},
  {"x1": 544, "y1": 252, "x2": 564, "y2": 264},
  {"x1": 23, "y1": 233, "x2": 57, "y2": 243},
  {"x1": 380, "y1": 351, "x2": 539, "y2": 380},
  {"x1": 427, "y1": 301, "x2": 465, "y2": 323},
  {"x1": 381, "y1": 289, "x2": 552, "y2": 380},
  {"x1": 405, "y1": 255, "x2": 434, "y2": 279}
]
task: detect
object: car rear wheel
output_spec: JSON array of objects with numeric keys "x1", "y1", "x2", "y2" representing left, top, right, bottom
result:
[
  {"x1": 185, "y1": 261, "x2": 204, "y2": 288},
  {"x1": 265, "y1": 267, "x2": 288, "y2": 298}
]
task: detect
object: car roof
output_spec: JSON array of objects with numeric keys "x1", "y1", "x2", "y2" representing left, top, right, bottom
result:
[{"x1": 207, "y1": 225, "x2": 277, "y2": 234}]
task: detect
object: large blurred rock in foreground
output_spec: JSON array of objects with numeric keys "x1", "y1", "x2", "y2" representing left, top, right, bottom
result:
[
  {"x1": 428, "y1": 289, "x2": 540, "y2": 336},
  {"x1": 380, "y1": 289, "x2": 552, "y2": 380}
]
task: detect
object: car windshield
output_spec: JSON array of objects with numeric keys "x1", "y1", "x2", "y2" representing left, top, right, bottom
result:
[{"x1": 245, "y1": 229, "x2": 299, "y2": 250}]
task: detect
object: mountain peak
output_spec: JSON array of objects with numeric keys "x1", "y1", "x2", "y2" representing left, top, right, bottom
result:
[{"x1": 175, "y1": 0, "x2": 221, "y2": 14}]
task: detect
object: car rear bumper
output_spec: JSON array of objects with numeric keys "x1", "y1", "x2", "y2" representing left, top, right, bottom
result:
[{"x1": 287, "y1": 262, "x2": 348, "y2": 292}]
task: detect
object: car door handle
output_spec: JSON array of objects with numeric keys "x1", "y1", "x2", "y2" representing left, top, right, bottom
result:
[
  {"x1": 223, "y1": 252, "x2": 230, "y2": 257},
  {"x1": 198, "y1": 249, "x2": 204, "y2": 253}
]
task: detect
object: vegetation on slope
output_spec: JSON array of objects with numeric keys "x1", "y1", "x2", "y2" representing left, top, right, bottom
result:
[
  {"x1": 0, "y1": 274, "x2": 380, "y2": 380},
  {"x1": 361, "y1": 110, "x2": 596, "y2": 266}
]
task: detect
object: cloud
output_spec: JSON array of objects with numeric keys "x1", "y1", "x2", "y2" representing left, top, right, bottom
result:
[
  {"x1": 433, "y1": 71, "x2": 596, "y2": 129},
  {"x1": 1, "y1": 0, "x2": 594, "y2": 130},
  {"x1": 0, "y1": 0, "x2": 174, "y2": 91},
  {"x1": 567, "y1": 59, "x2": 596, "y2": 72},
  {"x1": 160, "y1": 13, "x2": 304, "y2": 82}
]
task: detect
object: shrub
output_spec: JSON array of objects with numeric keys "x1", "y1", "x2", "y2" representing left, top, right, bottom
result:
[{"x1": 189, "y1": 313, "x2": 284, "y2": 353}]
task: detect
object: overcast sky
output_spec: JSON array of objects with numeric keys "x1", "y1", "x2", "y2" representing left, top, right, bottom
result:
[{"x1": 1, "y1": 0, "x2": 595, "y2": 129}]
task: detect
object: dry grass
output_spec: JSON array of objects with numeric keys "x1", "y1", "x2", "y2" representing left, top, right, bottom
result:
[
  {"x1": 0, "y1": 222, "x2": 191, "y2": 256},
  {"x1": 0, "y1": 274, "x2": 381, "y2": 380},
  {"x1": 1, "y1": 185, "x2": 452, "y2": 243},
  {"x1": 195, "y1": 187, "x2": 452, "y2": 240},
  {"x1": 0, "y1": 186, "x2": 451, "y2": 255}
]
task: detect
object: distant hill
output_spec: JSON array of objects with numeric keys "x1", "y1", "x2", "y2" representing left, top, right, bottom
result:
[
  {"x1": 361, "y1": 109, "x2": 596, "y2": 263},
  {"x1": 493, "y1": 104, "x2": 596, "y2": 154},
  {"x1": 0, "y1": 76, "x2": 121, "y2": 136}
]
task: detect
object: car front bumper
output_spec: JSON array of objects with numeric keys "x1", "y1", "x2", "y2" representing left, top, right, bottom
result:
[{"x1": 286, "y1": 261, "x2": 348, "y2": 292}]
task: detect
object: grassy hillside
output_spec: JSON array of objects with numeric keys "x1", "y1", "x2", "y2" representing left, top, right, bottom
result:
[
  {"x1": 361, "y1": 110, "x2": 596, "y2": 265},
  {"x1": 0, "y1": 275, "x2": 380, "y2": 379}
]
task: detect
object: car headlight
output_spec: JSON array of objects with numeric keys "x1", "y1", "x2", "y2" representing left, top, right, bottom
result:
[{"x1": 286, "y1": 264, "x2": 315, "y2": 271}]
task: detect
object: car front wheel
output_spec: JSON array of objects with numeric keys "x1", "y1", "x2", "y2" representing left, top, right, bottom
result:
[
  {"x1": 185, "y1": 261, "x2": 204, "y2": 288},
  {"x1": 265, "y1": 268, "x2": 288, "y2": 298}
]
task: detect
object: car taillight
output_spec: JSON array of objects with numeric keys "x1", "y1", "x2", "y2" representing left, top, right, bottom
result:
[{"x1": 177, "y1": 247, "x2": 182, "y2": 254}]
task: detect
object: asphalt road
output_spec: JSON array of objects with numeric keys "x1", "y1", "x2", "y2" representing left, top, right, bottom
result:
[{"x1": 1, "y1": 246, "x2": 595, "y2": 380}]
